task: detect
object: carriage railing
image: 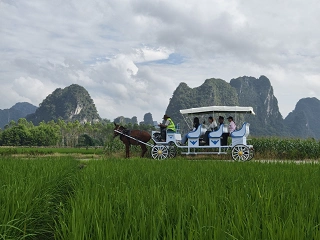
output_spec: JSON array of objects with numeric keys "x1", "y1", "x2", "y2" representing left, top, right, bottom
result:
[
  {"x1": 114, "y1": 130, "x2": 154, "y2": 148},
  {"x1": 176, "y1": 123, "x2": 180, "y2": 134}
]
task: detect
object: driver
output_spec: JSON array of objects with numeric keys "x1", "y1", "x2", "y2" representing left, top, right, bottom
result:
[{"x1": 158, "y1": 114, "x2": 176, "y2": 141}]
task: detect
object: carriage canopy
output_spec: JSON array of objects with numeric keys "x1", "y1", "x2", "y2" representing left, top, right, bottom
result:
[{"x1": 179, "y1": 106, "x2": 255, "y2": 115}]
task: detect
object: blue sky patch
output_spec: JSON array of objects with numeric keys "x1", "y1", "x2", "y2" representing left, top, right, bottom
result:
[{"x1": 139, "y1": 53, "x2": 185, "y2": 66}]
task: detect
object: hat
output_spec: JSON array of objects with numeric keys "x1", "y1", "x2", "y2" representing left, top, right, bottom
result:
[
  {"x1": 163, "y1": 114, "x2": 169, "y2": 119},
  {"x1": 227, "y1": 116, "x2": 233, "y2": 120}
]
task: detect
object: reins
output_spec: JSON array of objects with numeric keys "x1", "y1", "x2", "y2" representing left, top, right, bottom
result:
[{"x1": 114, "y1": 128, "x2": 153, "y2": 147}]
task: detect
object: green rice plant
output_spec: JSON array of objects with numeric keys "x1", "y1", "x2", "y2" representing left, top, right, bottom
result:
[
  {"x1": 104, "y1": 137, "x2": 125, "y2": 155},
  {"x1": 55, "y1": 159, "x2": 320, "y2": 239},
  {"x1": 0, "y1": 147, "x2": 104, "y2": 156},
  {"x1": 0, "y1": 157, "x2": 78, "y2": 239},
  {"x1": 103, "y1": 137, "x2": 152, "y2": 157},
  {"x1": 0, "y1": 148, "x2": 19, "y2": 156},
  {"x1": 45, "y1": 147, "x2": 104, "y2": 155}
]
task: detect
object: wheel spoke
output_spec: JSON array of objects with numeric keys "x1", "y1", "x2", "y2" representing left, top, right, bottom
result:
[
  {"x1": 151, "y1": 145, "x2": 169, "y2": 160},
  {"x1": 232, "y1": 144, "x2": 250, "y2": 161}
]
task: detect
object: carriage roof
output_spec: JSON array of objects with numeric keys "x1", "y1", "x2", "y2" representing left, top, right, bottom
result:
[{"x1": 179, "y1": 106, "x2": 255, "y2": 115}]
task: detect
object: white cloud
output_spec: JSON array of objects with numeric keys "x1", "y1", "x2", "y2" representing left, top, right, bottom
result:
[
  {"x1": 132, "y1": 47, "x2": 173, "y2": 63},
  {"x1": 1, "y1": 0, "x2": 320, "y2": 122},
  {"x1": 12, "y1": 76, "x2": 57, "y2": 105}
]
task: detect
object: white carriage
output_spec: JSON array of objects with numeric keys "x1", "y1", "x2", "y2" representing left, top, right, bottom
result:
[{"x1": 151, "y1": 106, "x2": 255, "y2": 161}]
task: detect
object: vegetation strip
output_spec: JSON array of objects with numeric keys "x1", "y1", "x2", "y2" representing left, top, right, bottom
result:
[{"x1": 2, "y1": 117, "x2": 320, "y2": 161}]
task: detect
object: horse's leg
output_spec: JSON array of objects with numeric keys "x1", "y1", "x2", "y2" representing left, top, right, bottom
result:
[
  {"x1": 140, "y1": 144, "x2": 147, "y2": 157},
  {"x1": 125, "y1": 143, "x2": 130, "y2": 158}
]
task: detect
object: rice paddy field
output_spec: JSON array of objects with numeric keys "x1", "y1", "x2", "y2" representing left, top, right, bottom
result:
[
  {"x1": 1, "y1": 155, "x2": 320, "y2": 240},
  {"x1": 0, "y1": 147, "x2": 104, "y2": 156}
]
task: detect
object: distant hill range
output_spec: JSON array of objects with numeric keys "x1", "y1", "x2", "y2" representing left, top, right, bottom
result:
[
  {"x1": 284, "y1": 97, "x2": 320, "y2": 139},
  {"x1": 166, "y1": 75, "x2": 320, "y2": 139},
  {"x1": 0, "y1": 102, "x2": 37, "y2": 129},
  {"x1": 114, "y1": 112, "x2": 156, "y2": 126},
  {"x1": 26, "y1": 84, "x2": 101, "y2": 125},
  {"x1": 1, "y1": 78, "x2": 320, "y2": 139}
]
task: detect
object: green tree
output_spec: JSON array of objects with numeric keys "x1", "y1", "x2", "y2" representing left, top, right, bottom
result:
[
  {"x1": 78, "y1": 134, "x2": 94, "y2": 147},
  {"x1": 30, "y1": 122, "x2": 60, "y2": 146},
  {"x1": 1, "y1": 125, "x2": 31, "y2": 146}
]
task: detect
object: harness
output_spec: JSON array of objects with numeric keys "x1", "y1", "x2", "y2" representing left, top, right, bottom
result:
[
  {"x1": 116, "y1": 126, "x2": 145, "y2": 146},
  {"x1": 120, "y1": 129, "x2": 131, "y2": 142}
]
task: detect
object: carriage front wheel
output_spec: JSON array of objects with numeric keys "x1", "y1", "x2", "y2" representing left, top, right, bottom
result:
[
  {"x1": 231, "y1": 144, "x2": 251, "y2": 161},
  {"x1": 151, "y1": 145, "x2": 169, "y2": 160}
]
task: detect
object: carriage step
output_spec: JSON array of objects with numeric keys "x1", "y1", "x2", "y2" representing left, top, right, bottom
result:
[{"x1": 181, "y1": 152, "x2": 228, "y2": 155}]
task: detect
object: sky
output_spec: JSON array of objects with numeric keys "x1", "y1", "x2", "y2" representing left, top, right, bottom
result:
[{"x1": 1, "y1": 0, "x2": 320, "y2": 123}]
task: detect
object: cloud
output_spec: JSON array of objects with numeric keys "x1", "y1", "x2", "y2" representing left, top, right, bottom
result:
[
  {"x1": 12, "y1": 77, "x2": 56, "y2": 105},
  {"x1": 1, "y1": 45, "x2": 174, "y2": 121},
  {"x1": 1, "y1": 0, "x2": 320, "y2": 122}
]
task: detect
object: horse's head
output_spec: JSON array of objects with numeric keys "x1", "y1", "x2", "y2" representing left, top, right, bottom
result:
[{"x1": 113, "y1": 122, "x2": 126, "y2": 138}]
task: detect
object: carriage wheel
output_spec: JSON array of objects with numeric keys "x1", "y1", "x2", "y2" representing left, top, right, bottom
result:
[
  {"x1": 151, "y1": 145, "x2": 169, "y2": 160},
  {"x1": 231, "y1": 144, "x2": 250, "y2": 162},
  {"x1": 167, "y1": 141, "x2": 177, "y2": 158},
  {"x1": 247, "y1": 147, "x2": 254, "y2": 161}
]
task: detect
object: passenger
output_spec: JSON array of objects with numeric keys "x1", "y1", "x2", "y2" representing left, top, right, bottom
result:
[
  {"x1": 158, "y1": 114, "x2": 176, "y2": 141},
  {"x1": 227, "y1": 116, "x2": 237, "y2": 134},
  {"x1": 218, "y1": 116, "x2": 228, "y2": 146},
  {"x1": 203, "y1": 116, "x2": 218, "y2": 145},
  {"x1": 180, "y1": 117, "x2": 200, "y2": 145}
]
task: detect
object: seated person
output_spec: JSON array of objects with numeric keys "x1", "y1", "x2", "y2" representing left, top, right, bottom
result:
[
  {"x1": 227, "y1": 116, "x2": 237, "y2": 134},
  {"x1": 218, "y1": 116, "x2": 228, "y2": 146},
  {"x1": 181, "y1": 117, "x2": 200, "y2": 145},
  {"x1": 203, "y1": 116, "x2": 218, "y2": 145},
  {"x1": 226, "y1": 116, "x2": 237, "y2": 144},
  {"x1": 158, "y1": 114, "x2": 176, "y2": 141}
]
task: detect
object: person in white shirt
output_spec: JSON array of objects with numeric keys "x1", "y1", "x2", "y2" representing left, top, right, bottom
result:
[{"x1": 203, "y1": 116, "x2": 217, "y2": 145}]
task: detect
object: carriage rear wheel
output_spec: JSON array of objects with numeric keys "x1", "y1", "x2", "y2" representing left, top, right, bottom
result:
[
  {"x1": 231, "y1": 144, "x2": 250, "y2": 161},
  {"x1": 248, "y1": 147, "x2": 254, "y2": 161},
  {"x1": 151, "y1": 145, "x2": 169, "y2": 160}
]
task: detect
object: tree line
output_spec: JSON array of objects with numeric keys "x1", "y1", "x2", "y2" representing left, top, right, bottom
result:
[{"x1": 0, "y1": 118, "x2": 156, "y2": 147}]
